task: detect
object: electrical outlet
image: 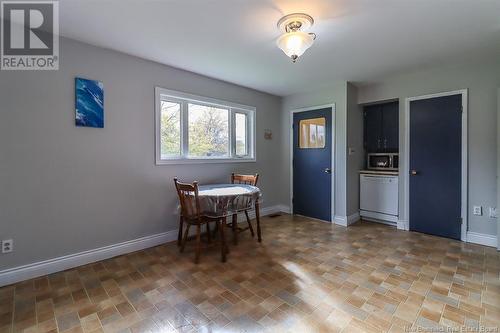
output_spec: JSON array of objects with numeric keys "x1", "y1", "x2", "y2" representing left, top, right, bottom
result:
[
  {"x1": 490, "y1": 207, "x2": 498, "y2": 219},
  {"x1": 2, "y1": 239, "x2": 13, "y2": 253},
  {"x1": 473, "y1": 206, "x2": 482, "y2": 216}
]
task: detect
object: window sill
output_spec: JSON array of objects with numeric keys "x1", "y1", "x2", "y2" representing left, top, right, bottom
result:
[{"x1": 155, "y1": 158, "x2": 256, "y2": 165}]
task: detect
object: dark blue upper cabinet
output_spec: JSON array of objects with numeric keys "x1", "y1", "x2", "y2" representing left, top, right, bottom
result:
[
  {"x1": 364, "y1": 101, "x2": 399, "y2": 153},
  {"x1": 382, "y1": 102, "x2": 399, "y2": 152},
  {"x1": 364, "y1": 105, "x2": 383, "y2": 152}
]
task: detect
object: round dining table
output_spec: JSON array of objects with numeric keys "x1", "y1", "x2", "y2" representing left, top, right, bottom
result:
[{"x1": 197, "y1": 183, "x2": 263, "y2": 242}]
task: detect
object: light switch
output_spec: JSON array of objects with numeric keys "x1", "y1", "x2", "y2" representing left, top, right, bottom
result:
[{"x1": 473, "y1": 206, "x2": 482, "y2": 216}]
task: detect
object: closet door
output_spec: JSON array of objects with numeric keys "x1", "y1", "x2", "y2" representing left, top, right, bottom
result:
[{"x1": 409, "y1": 94, "x2": 462, "y2": 240}]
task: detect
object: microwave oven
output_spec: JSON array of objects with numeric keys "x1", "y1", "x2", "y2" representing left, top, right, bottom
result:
[{"x1": 367, "y1": 153, "x2": 398, "y2": 171}]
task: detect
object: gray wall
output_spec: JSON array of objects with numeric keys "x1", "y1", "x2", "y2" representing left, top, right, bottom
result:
[
  {"x1": 281, "y1": 82, "x2": 348, "y2": 219},
  {"x1": 358, "y1": 60, "x2": 500, "y2": 236},
  {"x1": 0, "y1": 38, "x2": 285, "y2": 270},
  {"x1": 346, "y1": 83, "x2": 364, "y2": 217}
]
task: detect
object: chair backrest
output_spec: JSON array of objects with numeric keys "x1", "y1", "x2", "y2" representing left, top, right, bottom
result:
[
  {"x1": 174, "y1": 178, "x2": 201, "y2": 219},
  {"x1": 231, "y1": 173, "x2": 259, "y2": 186}
]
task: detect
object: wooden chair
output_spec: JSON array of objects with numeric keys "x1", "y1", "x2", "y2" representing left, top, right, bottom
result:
[
  {"x1": 174, "y1": 178, "x2": 227, "y2": 263},
  {"x1": 229, "y1": 173, "x2": 259, "y2": 244}
]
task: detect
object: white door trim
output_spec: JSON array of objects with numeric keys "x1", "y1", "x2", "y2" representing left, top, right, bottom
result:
[
  {"x1": 404, "y1": 89, "x2": 468, "y2": 241},
  {"x1": 497, "y1": 88, "x2": 500, "y2": 250},
  {"x1": 289, "y1": 104, "x2": 336, "y2": 222}
]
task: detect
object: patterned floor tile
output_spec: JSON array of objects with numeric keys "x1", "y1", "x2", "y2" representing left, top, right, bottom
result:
[{"x1": 0, "y1": 215, "x2": 499, "y2": 333}]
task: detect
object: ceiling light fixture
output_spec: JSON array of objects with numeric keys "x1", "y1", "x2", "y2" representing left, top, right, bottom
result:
[{"x1": 276, "y1": 13, "x2": 316, "y2": 63}]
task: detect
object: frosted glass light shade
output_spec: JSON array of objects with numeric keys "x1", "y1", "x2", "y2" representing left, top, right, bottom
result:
[{"x1": 276, "y1": 31, "x2": 315, "y2": 62}]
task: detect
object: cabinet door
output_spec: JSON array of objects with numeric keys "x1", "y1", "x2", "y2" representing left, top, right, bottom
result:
[
  {"x1": 382, "y1": 102, "x2": 399, "y2": 152},
  {"x1": 364, "y1": 105, "x2": 383, "y2": 152}
]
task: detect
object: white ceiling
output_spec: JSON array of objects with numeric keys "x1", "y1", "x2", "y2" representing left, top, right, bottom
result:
[{"x1": 59, "y1": 0, "x2": 500, "y2": 96}]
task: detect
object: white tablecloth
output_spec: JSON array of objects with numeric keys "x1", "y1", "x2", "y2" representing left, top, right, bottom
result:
[{"x1": 197, "y1": 184, "x2": 261, "y2": 218}]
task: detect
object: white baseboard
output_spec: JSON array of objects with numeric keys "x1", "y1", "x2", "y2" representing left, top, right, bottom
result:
[
  {"x1": 0, "y1": 205, "x2": 289, "y2": 287},
  {"x1": 466, "y1": 232, "x2": 497, "y2": 248},
  {"x1": 333, "y1": 215, "x2": 347, "y2": 226},
  {"x1": 0, "y1": 231, "x2": 178, "y2": 287},
  {"x1": 360, "y1": 210, "x2": 398, "y2": 224},
  {"x1": 333, "y1": 213, "x2": 359, "y2": 227},
  {"x1": 362, "y1": 216, "x2": 397, "y2": 227},
  {"x1": 397, "y1": 219, "x2": 409, "y2": 230},
  {"x1": 348, "y1": 212, "x2": 360, "y2": 225},
  {"x1": 391, "y1": 224, "x2": 496, "y2": 247},
  {"x1": 276, "y1": 205, "x2": 291, "y2": 214},
  {"x1": 237, "y1": 205, "x2": 289, "y2": 223}
]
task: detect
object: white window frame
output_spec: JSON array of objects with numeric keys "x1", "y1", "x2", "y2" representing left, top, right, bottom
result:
[{"x1": 155, "y1": 87, "x2": 256, "y2": 165}]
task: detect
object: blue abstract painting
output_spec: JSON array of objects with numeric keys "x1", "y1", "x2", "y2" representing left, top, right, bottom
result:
[{"x1": 75, "y1": 77, "x2": 104, "y2": 128}]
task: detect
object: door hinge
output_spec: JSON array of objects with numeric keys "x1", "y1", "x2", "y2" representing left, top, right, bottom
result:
[
  {"x1": 458, "y1": 217, "x2": 463, "y2": 225},
  {"x1": 460, "y1": 106, "x2": 463, "y2": 113}
]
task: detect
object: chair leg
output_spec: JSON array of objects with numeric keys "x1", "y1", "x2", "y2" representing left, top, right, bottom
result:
[
  {"x1": 218, "y1": 220, "x2": 227, "y2": 262},
  {"x1": 255, "y1": 202, "x2": 262, "y2": 242},
  {"x1": 195, "y1": 224, "x2": 201, "y2": 264},
  {"x1": 180, "y1": 224, "x2": 190, "y2": 253},
  {"x1": 212, "y1": 221, "x2": 219, "y2": 239},
  {"x1": 177, "y1": 216, "x2": 184, "y2": 247},
  {"x1": 206, "y1": 221, "x2": 211, "y2": 243},
  {"x1": 244, "y1": 210, "x2": 255, "y2": 237},
  {"x1": 232, "y1": 214, "x2": 238, "y2": 245}
]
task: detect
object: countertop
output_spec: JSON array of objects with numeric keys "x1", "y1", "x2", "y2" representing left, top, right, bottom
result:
[{"x1": 359, "y1": 170, "x2": 399, "y2": 176}]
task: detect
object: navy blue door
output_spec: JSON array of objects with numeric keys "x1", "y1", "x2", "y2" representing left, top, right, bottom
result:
[
  {"x1": 293, "y1": 108, "x2": 332, "y2": 221},
  {"x1": 409, "y1": 95, "x2": 462, "y2": 240}
]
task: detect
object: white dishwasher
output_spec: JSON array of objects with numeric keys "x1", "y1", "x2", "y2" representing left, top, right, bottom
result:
[{"x1": 360, "y1": 174, "x2": 398, "y2": 224}]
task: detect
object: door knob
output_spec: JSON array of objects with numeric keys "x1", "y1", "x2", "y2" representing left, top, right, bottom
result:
[
  {"x1": 410, "y1": 170, "x2": 418, "y2": 176},
  {"x1": 324, "y1": 168, "x2": 332, "y2": 174}
]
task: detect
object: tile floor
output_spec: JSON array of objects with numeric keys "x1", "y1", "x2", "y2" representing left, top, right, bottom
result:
[{"x1": 0, "y1": 215, "x2": 499, "y2": 333}]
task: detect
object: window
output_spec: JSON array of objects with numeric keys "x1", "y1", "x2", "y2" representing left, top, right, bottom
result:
[
  {"x1": 235, "y1": 112, "x2": 248, "y2": 156},
  {"x1": 299, "y1": 117, "x2": 326, "y2": 148},
  {"x1": 160, "y1": 100, "x2": 181, "y2": 157},
  {"x1": 155, "y1": 87, "x2": 256, "y2": 164},
  {"x1": 188, "y1": 103, "x2": 229, "y2": 158}
]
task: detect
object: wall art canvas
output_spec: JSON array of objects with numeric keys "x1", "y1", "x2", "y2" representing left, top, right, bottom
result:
[{"x1": 75, "y1": 77, "x2": 104, "y2": 128}]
